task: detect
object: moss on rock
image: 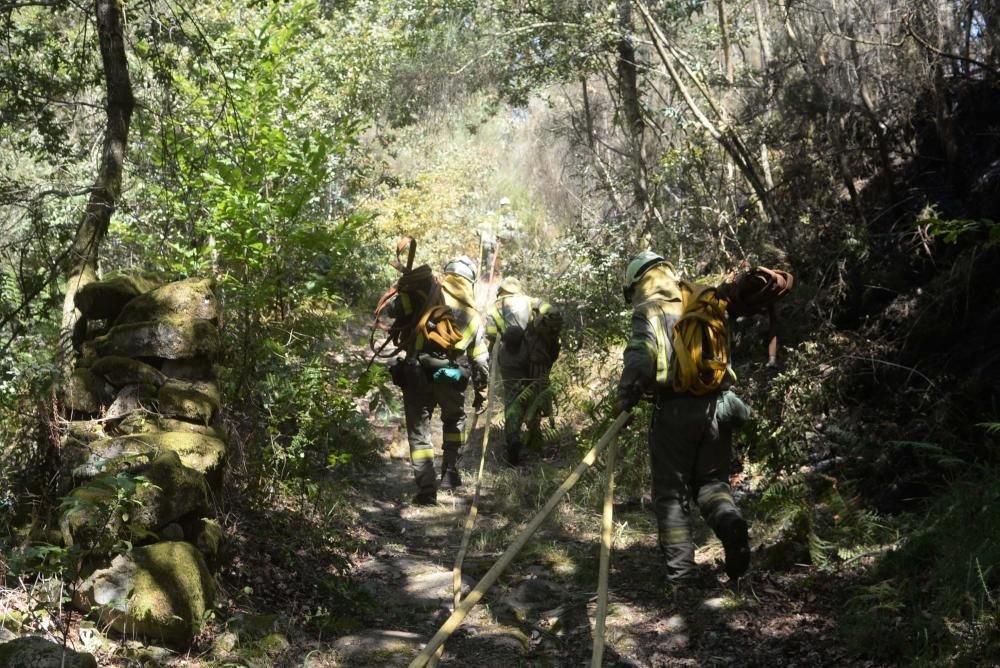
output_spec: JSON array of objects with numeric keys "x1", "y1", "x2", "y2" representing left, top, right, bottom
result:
[
  {"x1": 63, "y1": 368, "x2": 114, "y2": 414},
  {"x1": 94, "y1": 317, "x2": 220, "y2": 360},
  {"x1": 114, "y1": 278, "x2": 219, "y2": 327},
  {"x1": 75, "y1": 432, "x2": 225, "y2": 480},
  {"x1": 157, "y1": 380, "x2": 221, "y2": 424},
  {"x1": 0, "y1": 636, "x2": 98, "y2": 668},
  {"x1": 74, "y1": 274, "x2": 159, "y2": 321},
  {"x1": 91, "y1": 356, "x2": 166, "y2": 388},
  {"x1": 74, "y1": 541, "x2": 216, "y2": 645}
]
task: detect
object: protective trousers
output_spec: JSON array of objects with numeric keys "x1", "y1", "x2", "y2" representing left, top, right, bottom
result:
[
  {"x1": 402, "y1": 370, "x2": 467, "y2": 494},
  {"x1": 499, "y1": 362, "x2": 541, "y2": 447},
  {"x1": 649, "y1": 393, "x2": 742, "y2": 582}
]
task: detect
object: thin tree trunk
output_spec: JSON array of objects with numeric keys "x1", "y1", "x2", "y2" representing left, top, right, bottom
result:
[
  {"x1": 617, "y1": 0, "x2": 655, "y2": 234},
  {"x1": 60, "y1": 0, "x2": 135, "y2": 372},
  {"x1": 716, "y1": 0, "x2": 734, "y2": 83}
]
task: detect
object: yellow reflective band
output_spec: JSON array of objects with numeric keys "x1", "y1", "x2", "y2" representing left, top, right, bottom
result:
[
  {"x1": 486, "y1": 323, "x2": 498, "y2": 336},
  {"x1": 400, "y1": 292, "x2": 413, "y2": 315},
  {"x1": 491, "y1": 307, "x2": 506, "y2": 333},
  {"x1": 703, "y1": 491, "x2": 734, "y2": 508},
  {"x1": 411, "y1": 448, "x2": 434, "y2": 461},
  {"x1": 415, "y1": 332, "x2": 426, "y2": 350},
  {"x1": 538, "y1": 302, "x2": 551, "y2": 314},
  {"x1": 471, "y1": 343, "x2": 487, "y2": 357},
  {"x1": 652, "y1": 316, "x2": 670, "y2": 385},
  {"x1": 443, "y1": 432, "x2": 465, "y2": 443},
  {"x1": 455, "y1": 315, "x2": 479, "y2": 351},
  {"x1": 660, "y1": 527, "x2": 691, "y2": 545}
]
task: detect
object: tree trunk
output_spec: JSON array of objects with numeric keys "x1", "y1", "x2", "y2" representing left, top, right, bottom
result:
[
  {"x1": 616, "y1": 0, "x2": 655, "y2": 235},
  {"x1": 60, "y1": 0, "x2": 135, "y2": 372}
]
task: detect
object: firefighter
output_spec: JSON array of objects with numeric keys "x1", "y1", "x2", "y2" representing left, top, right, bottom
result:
[
  {"x1": 485, "y1": 277, "x2": 561, "y2": 465},
  {"x1": 393, "y1": 255, "x2": 489, "y2": 505},
  {"x1": 616, "y1": 251, "x2": 750, "y2": 583}
]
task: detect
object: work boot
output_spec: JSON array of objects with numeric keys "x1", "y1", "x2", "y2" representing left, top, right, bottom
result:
[
  {"x1": 439, "y1": 465, "x2": 462, "y2": 491},
  {"x1": 505, "y1": 436, "x2": 522, "y2": 466},
  {"x1": 716, "y1": 513, "x2": 750, "y2": 580},
  {"x1": 411, "y1": 488, "x2": 437, "y2": 506}
]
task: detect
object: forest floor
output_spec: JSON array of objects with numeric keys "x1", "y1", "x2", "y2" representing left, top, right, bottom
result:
[{"x1": 318, "y1": 410, "x2": 885, "y2": 667}]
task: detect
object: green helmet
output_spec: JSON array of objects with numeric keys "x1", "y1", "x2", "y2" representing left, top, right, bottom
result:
[
  {"x1": 622, "y1": 250, "x2": 667, "y2": 303},
  {"x1": 444, "y1": 255, "x2": 477, "y2": 283}
]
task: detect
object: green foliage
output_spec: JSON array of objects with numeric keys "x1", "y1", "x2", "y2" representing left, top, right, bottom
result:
[
  {"x1": 920, "y1": 217, "x2": 999, "y2": 248},
  {"x1": 844, "y1": 473, "x2": 1000, "y2": 664}
]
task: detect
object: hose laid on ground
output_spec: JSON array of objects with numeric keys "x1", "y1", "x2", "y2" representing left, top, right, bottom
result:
[
  {"x1": 591, "y1": 430, "x2": 620, "y2": 667},
  {"x1": 453, "y1": 351, "x2": 501, "y2": 609},
  {"x1": 408, "y1": 410, "x2": 633, "y2": 668}
]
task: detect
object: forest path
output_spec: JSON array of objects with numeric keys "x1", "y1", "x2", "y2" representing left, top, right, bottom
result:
[{"x1": 331, "y1": 406, "x2": 867, "y2": 667}]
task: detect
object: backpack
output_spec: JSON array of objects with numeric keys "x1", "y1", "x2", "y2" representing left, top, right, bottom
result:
[
  {"x1": 723, "y1": 266, "x2": 793, "y2": 318},
  {"x1": 669, "y1": 281, "x2": 731, "y2": 395},
  {"x1": 369, "y1": 237, "x2": 436, "y2": 357}
]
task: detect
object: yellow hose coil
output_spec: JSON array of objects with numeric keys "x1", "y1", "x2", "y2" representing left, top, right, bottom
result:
[{"x1": 671, "y1": 281, "x2": 731, "y2": 395}]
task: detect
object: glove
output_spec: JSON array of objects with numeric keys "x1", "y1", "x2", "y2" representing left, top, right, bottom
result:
[
  {"x1": 433, "y1": 367, "x2": 464, "y2": 384},
  {"x1": 473, "y1": 390, "x2": 487, "y2": 414},
  {"x1": 615, "y1": 383, "x2": 641, "y2": 415}
]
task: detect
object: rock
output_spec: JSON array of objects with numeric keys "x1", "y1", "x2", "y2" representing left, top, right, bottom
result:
[
  {"x1": 186, "y1": 518, "x2": 225, "y2": 569},
  {"x1": 157, "y1": 418, "x2": 225, "y2": 440},
  {"x1": 74, "y1": 274, "x2": 159, "y2": 320},
  {"x1": 501, "y1": 578, "x2": 566, "y2": 621},
  {"x1": 160, "y1": 358, "x2": 216, "y2": 381},
  {"x1": 332, "y1": 630, "x2": 423, "y2": 667},
  {"x1": 62, "y1": 451, "x2": 210, "y2": 547},
  {"x1": 115, "y1": 412, "x2": 160, "y2": 435},
  {"x1": 105, "y1": 384, "x2": 159, "y2": 420},
  {"x1": 114, "y1": 278, "x2": 219, "y2": 327},
  {"x1": 75, "y1": 432, "x2": 225, "y2": 479},
  {"x1": 65, "y1": 421, "x2": 107, "y2": 444},
  {"x1": 74, "y1": 541, "x2": 216, "y2": 645},
  {"x1": 0, "y1": 636, "x2": 97, "y2": 668},
  {"x1": 71, "y1": 435, "x2": 159, "y2": 479},
  {"x1": 94, "y1": 317, "x2": 220, "y2": 361},
  {"x1": 157, "y1": 380, "x2": 221, "y2": 424},
  {"x1": 91, "y1": 356, "x2": 166, "y2": 388},
  {"x1": 159, "y1": 523, "x2": 185, "y2": 542},
  {"x1": 63, "y1": 368, "x2": 114, "y2": 415}
]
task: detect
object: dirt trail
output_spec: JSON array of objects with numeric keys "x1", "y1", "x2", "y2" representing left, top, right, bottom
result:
[{"x1": 332, "y1": 411, "x2": 872, "y2": 667}]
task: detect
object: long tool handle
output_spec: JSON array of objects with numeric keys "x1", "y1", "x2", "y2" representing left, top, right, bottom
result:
[
  {"x1": 408, "y1": 410, "x2": 633, "y2": 668},
  {"x1": 591, "y1": 433, "x2": 620, "y2": 666}
]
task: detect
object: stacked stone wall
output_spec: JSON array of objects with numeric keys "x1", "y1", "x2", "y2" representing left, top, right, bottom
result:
[{"x1": 59, "y1": 275, "x2": 225, "y2": 645}]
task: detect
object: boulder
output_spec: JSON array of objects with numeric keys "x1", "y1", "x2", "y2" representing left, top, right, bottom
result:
[
  {"x1": 160, "y1": 358, "x2": 216, "y2": 381},
  {"x1": 186, "y1": 518, "x2": 225, "y2": 569},
  {"x1": 62, "y1": 451, "x2": 209, "y2": 547},
  {"x1": 74, "y1": 274, "x2": 158, "y2": 321},
  {"x1": 116, "y1": 412, "x2": 161, "y2": 435},
  {"x1": 94, "y1": 317, "x2": 220, "y2": 360},
  {"x1": 158, "y1": 418, "x2": 225, "y2": 440},
  {"x1": 0, "y1": 636, "x2": 97, "y2": 668},
  {"x1": 63, "y1": 368, "x2": 114, "y2": 415},
  {"x1": 157, "y1": 380, "x2": 221, "y2": 424},
  {"x1": 74, "y1": 432, "x2": 224, "y2": 479},
  {"x1": 74, "y1": 541, "x2": 216, "y2": 645},
  {"x1": 66, "y1": 421, "x2": 107, "y2": 444},
  {"x1": 114, "y1": 278, "x2": 219, "y2": 327},
  {"x1": 105, "y1": 384, "x2": 158, "y2": 420},
  {"x1": 91, "y1": 356, "x2": 166, "y2": 388},
  {"x1": 71, "y1": 435, "x2": 159, "y2": 479}
]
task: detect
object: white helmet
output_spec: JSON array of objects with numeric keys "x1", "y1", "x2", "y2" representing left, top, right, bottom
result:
[
  {"x1": 622, "y1": 250, "x2": 668, "y2": 303},
  {"x1": 444, "y1": 255, "x2": 477, "y2": 282}
]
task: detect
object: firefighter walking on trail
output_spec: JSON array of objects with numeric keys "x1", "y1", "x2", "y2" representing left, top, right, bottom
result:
[
  {"x1": 616, "y1": 251, "x2": 751, "y2": 583},
  {"x1": 387, "y1": 255, "x2": 490, "y2": 505},
  {"x1": 485, "y1": 277, "x2": 562, "y2": 465}
]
